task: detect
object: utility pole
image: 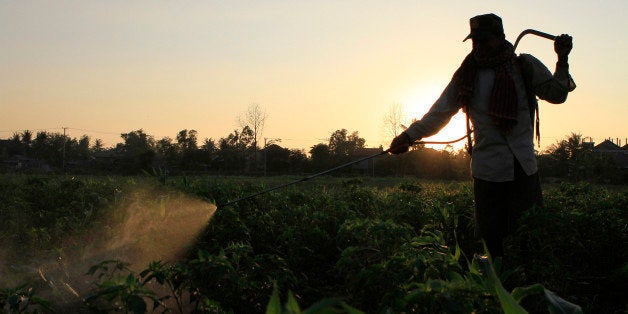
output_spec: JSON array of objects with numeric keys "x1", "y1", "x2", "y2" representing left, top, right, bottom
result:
[{"x1": 62, "y1": 126, "x2": 68, "y2": 171}]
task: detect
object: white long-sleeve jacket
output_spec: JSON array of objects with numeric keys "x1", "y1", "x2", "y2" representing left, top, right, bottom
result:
[{"x1": 404, "y1": 54, "x2": 576, "y2": 182}]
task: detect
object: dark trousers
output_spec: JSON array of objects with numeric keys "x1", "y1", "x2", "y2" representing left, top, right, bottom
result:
[{"x1": 473, "y1": 158, "x2": 543, "y2": 257}]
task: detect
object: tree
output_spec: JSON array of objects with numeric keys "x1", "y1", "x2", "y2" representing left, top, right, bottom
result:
[
  {"x1": 201, "y1": 138, "x2": 217, "y2": 153},
  {"x1": 196, "y1": 138, "x2": 218, "y2": 171},
  {"x1": 119, "y1": 129, "x2": 156, "y2": 173},
  {"x1": 7, "y1": 133, "x2": 23, "y2": 156},
  {"x1": 23, "y1": 131, "x2": 64, "y2": 166},
  {"x1": 21, "y1": 130, "x2": 33, "y2": 147},
  {"x1": 175, "y1": 129, "x2": 203, "y2": 170},
  {"x1": 92, "y1": 139, "x2": 105, "y2": 153},
  {"x1": 309, "y1": 143, "x2": 331, "y2": 172},
  {"x1": 217, "y1": 126, "x2": 255, "y2": 172},
  {"x1": 176, "y1": 129, "x2": 198, "y2": 153},
  {"x1": 263, "y1": 144, "x2": 291, "y2": 174},
  {"x1": 382, "y1": 102, "x2": 406, "y2": 143},
  {"x1": 289, "y1": 149, "x2": 307, "y2": 173},
  {"x1": 156, "y1": 137, "x2": 178, "y2": 167},
  {"x1": 31, "y1": 131, "x2": 49, "y2": 159},
  {"x1": 77, "y1": 135, "x2": 91, "y2": 160},
  {"x1": 328, "y1": 129, "x2": 366, "y2": 163},
  {"x1": 238, "y1": 103, "x2": 267, "y2": 150}
]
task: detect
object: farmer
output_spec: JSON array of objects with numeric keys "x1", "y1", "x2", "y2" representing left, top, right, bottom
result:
[{"x1": 389, "y1": 13, "x2": 575, "y2": 257}]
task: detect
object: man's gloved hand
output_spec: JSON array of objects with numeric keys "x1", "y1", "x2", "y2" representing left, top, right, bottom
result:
[
  {"x1": 389, "y1": 132, "x2": 412, "y2": 154},
  {"x1": 554, "y1": 34, "x2": 572, "y2": 64}
]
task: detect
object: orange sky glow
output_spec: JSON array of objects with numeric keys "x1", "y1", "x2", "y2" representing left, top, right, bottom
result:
[{"x1": 2, "y1": 1, "x2": 626, "y2": 152}]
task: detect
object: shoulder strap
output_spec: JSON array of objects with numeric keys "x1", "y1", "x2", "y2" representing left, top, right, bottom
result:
[
  {"x1": 463, "y1": 56, "x2": 541, "y2": 155},
  {"x1": 517, "y1": 55, "x2": 541, "y2": 147},
  {"x1": 465, "y1": 105, "x2": 473, "y2": 156}
]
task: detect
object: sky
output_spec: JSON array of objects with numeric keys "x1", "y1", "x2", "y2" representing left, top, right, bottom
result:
[{"x1": 1, "y1": 0, "x2": 627, "y2": 151}]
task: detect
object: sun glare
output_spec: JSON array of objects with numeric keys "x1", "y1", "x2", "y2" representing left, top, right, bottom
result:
[{"x1": 400, "y1": 82, "x2": 468, "y2": 151}]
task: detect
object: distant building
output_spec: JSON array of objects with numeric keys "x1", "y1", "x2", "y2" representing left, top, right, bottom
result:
[
  {"x1": 593, "y1": 140, "x2": 628, "y2": 170},
  {"x1": 593, "y1": 139, "x2": 621, "y2": 152},
  {"x1": 1, "y1": 155, "x2": 51, "y2": 172}
]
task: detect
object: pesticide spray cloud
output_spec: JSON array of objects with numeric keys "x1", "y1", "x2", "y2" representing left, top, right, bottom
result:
[
  {"x1": 4, "y1": 184, "x2": 216, "y2": 310},
  {"x1": 83, "y1": 187, "x2": 216, "y2": 268}
]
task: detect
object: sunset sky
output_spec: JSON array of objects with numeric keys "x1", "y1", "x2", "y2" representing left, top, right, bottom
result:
[{"x1": 2, "y1": 0, "x2": 626, "y2": 151}]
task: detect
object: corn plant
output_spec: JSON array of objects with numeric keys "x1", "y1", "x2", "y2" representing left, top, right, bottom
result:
[{"x1": 265, "y1": 283, "x2": 364, "y2": 314}]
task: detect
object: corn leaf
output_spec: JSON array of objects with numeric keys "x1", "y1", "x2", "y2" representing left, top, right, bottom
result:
[
  {"x1": 285, "y1": 291, "x2": 302, "y2": 314},
  {"x1": 477, "y1": 255, "x2": 528, "y2": 314},
  {"x1": 511, "y1": 284, "x2": 544, "y2": 303},
  {"x1": 544, "y1": 289, "x2": 583, "y2": 314},
  {"x1": 265, "y1": 283, "x2": 282, "y2": 314}
]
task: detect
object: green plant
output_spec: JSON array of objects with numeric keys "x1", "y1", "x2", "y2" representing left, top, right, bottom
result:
[
  {"x1": 84, "y1": 260, "x2": 169, "y2": 313},
  {"x1": 0, "y1": 284, "x2": 53, "y2": 313},
  {"x1": 265, "y1": 283, "x2": 364, "y2": 314},
  {"x1": 2, "y1": 175, "x2": 625, "y2": 312},
  {"x1": 475, "y1": 255, "x2": 583, "y2": 314},
  {"x1": 138, "y1": 261, "x2": 188, "y2": 314},
  {"x1": 142, "y1": 167, "x2": 168, "y2": 185}
]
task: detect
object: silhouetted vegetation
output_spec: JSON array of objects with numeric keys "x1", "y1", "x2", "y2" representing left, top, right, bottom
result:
[
  {"x1": 1, "y1": 130, "x2": 624, "y2": 183},
  {"x1": 537, "y1": 133, "x2": 625, "y2": 183}
]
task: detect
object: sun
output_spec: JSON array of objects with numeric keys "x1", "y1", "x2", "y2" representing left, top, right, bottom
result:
[
  {"x1": 399, "y1": 82, "x2": 468, "y2": 151},
  {"x1": 423, "y1": 112, "x2": 469, "y2": 151}
]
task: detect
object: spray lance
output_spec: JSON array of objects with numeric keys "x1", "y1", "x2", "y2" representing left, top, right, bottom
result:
[
  {"x1": 218, "y1": 28, "x2": 563, "y2": 209},
  {"x1": 513, "y1": 29, "x2": 557, "y2": 51},
  {"x1": 217, "y1": 135, "x2": 469, "y2": 208}
]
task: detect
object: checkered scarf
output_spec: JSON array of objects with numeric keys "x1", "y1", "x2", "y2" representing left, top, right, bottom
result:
[{"x1": 453, "y1": 41, "x2": 518, "y2": 133}]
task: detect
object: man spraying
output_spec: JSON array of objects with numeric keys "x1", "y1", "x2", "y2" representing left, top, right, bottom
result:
[{"x1": 389, "y1": 13, "x2": 575, "y2": 257}]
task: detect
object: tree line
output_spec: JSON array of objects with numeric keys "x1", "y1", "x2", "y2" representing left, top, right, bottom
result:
[
  {"x1": 0, "y1": 129, "x2": 623, "y2": 183},
  {"x1": 0, "y1": 127, "x2": 467, "y2": 178}
]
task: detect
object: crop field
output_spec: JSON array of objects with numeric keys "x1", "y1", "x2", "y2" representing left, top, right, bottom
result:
[{"x1": 1, "y1": 174, "x2": 626, "y2": 313}]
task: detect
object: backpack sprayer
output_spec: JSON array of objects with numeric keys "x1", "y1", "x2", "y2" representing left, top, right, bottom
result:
[{"x1": 218, "y1": 29, "x2": 558, "y2": 209}]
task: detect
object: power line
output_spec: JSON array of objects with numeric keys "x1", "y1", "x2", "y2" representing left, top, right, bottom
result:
[
  {"x1": 266, "y1": 137, "x2": 329, "y2": 142},
  {"x1": 66, "y1": 127, "x2": 120, "y2": 135},
  {"x1": 3, "y1": 127, "x2": 331, "y2": 142},
  {"x1": 0, "y1": 127, "x2": 121, "y2": 137},
  {"x1": 0, "y1": 127, "x2": 62, "y2": 133}
]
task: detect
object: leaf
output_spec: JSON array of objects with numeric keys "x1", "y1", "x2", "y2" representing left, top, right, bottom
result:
[
  {"x1": 511, "y1": 284, "x2": 545, "y2": 303},
  {"x1": 302, "y1": 298, "x2": 343, "y2": 313},
  {"x1": 340, "y1": 303, "x2": 366, "y2": 314},
  {"x1": 476, "y1": 255, "x2": 527, "y2": 314},
  {"x1": 411, "y1": 236, "x2": 436, "y2": 247},
  {"x1": 86, "y1": 264, "x2": 102, "y2": 276},
  {"x1": 447, "y1": 270, "x2": 465, "y2": 282},
  {"x1": 453, "y1": 244, "x2": 461, "y2": 262},
  {"x1": 128, "y1": 295, "x2": 147, "y2": 314},
  {"x1": 284, "y1": 291, "x2": 302, "y2": 314},
  {"x1": 265, "y1": 283, "x2": 282, "y2": 314},
  {"x1": 124, "y1": 273, "x2": 137, "y2": 289},
  {"x1": 139, "y1": 269, "x2": 151, "y2": 278},
  {"x1": 85, "y1": 285, "x2": 125, "y2": 301},
  {"x1": 30, "y1": 296, "x2": 54, "y2": 311},
  {"x1": 544, "y1": 289, "x2": 583, "y2": 314},
  {"x1": 302, "y1": 298, "x2": 365, "y2": 314}
]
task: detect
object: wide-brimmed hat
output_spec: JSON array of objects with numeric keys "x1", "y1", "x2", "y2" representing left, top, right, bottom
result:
[{"x1": 463, "y1": 13, "x2": 504, "y2": 42}]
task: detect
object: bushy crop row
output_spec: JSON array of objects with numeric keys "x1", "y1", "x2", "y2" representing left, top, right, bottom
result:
[{"x1": 1, "y1": 174, "x2": 626, "y2": 313}]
